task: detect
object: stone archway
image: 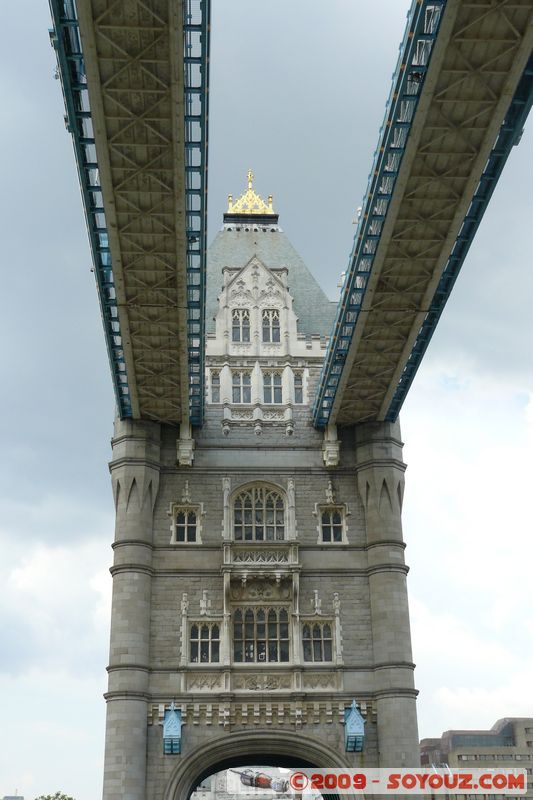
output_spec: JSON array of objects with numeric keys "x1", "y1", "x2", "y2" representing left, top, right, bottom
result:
[{"x1": 164, "y1": 729, "x2": 355, "y2": 800}]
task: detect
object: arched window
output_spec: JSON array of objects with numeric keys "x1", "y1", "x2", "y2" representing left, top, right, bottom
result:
[
  {"x1": 262, "y1": 308, "x2": 280, "y2": 342},
  {"x1": 232, "y1": 309, "x2": 250, "y2": 342},
  {"x1": 233, "y1": 607, "x2": 289, "y2": 662},
  {"x1": 233, "y1": 486, "x2": 285, "y2": 541}
]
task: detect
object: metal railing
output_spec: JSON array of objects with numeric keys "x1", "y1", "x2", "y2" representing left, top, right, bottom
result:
[
  {"x1": 49, "y1": 0, "x2": 211, "y2": 425},
  {"x1": 385, "y1": 51, "x2": 533, "y2": 421}
]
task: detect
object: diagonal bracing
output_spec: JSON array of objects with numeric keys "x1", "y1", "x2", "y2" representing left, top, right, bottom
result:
[
  {"x1": 49, "y1": 0, "x2": 209, "y2": 425},
  {"x1": 313, "y1": 0, "x2": 533, "y2": 428}
]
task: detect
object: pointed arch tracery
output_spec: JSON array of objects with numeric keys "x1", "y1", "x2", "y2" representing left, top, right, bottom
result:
[{"x1": 232, "y1": 483, "x2": 286, "y2": 542}]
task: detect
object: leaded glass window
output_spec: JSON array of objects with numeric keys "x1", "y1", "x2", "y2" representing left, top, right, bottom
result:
[
  {"x1": 263, "y1": 371, "x2": 282, "y2": 404},
  {"x1": 233, "y1": 486, "x2": 285, "y2": 541},
  {"x1": 190, "y1": 622, "x2": 220, "y2": 663},
  {"x1": 302, "y1": 622, "x2": 333, "y2": 662},
  {"x1": 262, "y1": 309, "x2": 280, "y2": 342},
  {"x1": 211, "y1": 370, "x2": 220, "y2": 403},
  {"x1": 233, "y1": 607, "x2": 289, "y2": 662},
  {"x1": 232, "y1": 309, "x2": 250, "y2": 342},
  {"x1": 232, "y1": 371, "x2": 251, "y2": 404},
  {"x1": 175, "y1": 509, "x2": 197, "y2": 542},
  {"x1": 294, "y1": 372, "x2": 303, "y2": 404},
  {"x1": 320, "y1": 508, "x2": 344, "y2": 542}
]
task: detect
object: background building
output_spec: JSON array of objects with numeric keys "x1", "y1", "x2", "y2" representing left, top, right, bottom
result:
[{"x1": 421, "y1": 717, "x2": 533, "y2": 798}]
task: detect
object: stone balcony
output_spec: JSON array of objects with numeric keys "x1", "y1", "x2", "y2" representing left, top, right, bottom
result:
[{"x1": 221, "y1": 540, "x2": 300, "y2": 584}]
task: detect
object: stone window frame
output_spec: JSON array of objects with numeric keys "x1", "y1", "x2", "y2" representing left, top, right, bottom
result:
[
  {"x1": 210, "y1": 369, "x2": 221, "y2": 403},
  {"x1": 231, "y1": 308, "x2": 250, "y2": 342},
  {"x1": 293, "y1": 370, "x2": 304, "y2": 404},
  {"x1": 189, "y1": 620, "x2": 221, "y2": 664},
  {"x1": 301, "y1": 619, "x2": 334, "y2": 663},
  {"x1": 232, "y1": 605, "x2": 290, "y2": 664},
  {"x1": 232, "y1": 369, "x2": 252, "y2": 404},
  {"x1": 262, "y1": 370, "x2": 283, "y2": 404},
  {"x1": 232, "y1": 483, "x2": 286, "y2": 542},
  {"x1": 313, "y1": 502, "x2": 350, "y2": 544},
  {"x1": 169, "y1": 501, "x2": 205, "y2": 545}
]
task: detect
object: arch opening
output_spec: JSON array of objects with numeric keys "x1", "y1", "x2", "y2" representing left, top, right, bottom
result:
[{"x1": 164, "y1": 729, "x2": 350, "y2": 800}]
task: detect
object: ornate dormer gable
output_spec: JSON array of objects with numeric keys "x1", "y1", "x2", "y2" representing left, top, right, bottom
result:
[
  {"x1": 213, "y1": 256, "x2": 300, "y2": 357},
  {"x1": 206, "y1": 257, "x2": 310, "y2": 434}
]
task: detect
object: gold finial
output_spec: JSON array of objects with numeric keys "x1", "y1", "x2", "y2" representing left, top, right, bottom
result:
[{"x1": 226, "y1": 170, "x2": 276, "y2": 216}]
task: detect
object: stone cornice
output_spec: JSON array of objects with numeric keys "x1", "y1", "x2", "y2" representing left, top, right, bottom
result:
[
  {"x1": 354, "y1": 457, "x2": 406, "y2": 472},
  {"x1": 107, "y1": 663, "x2": 150, "y2": 673},
  {"x1": 108, "y1": 456, "x2": 162, "y2": 473},
  {"x1": 110, "y1": 564, "x2": 154, "y2": 577},
  {"x1": 104, "y1": 690, "x2": 151, "y2": 701},
  {"x1": 112, "y1": 539, "x2": 154, "y2": 551}
]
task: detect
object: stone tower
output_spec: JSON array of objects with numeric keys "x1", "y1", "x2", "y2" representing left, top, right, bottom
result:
[{"x1": 102, "y1": 174, "x2": 420, "y2": 800}]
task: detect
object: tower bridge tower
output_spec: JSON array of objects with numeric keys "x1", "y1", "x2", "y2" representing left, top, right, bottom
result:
[{"x1": 104, "y1": 174, "x2": 420, "y2": 799}]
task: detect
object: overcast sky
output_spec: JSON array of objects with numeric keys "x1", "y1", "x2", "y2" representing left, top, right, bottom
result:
[{"x1": 1, "y1": 1, "x2": 532, "y2": 798}]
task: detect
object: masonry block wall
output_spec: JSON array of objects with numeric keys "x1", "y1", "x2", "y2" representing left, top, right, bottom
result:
[{"x1": 102, "y1": 210, "x2": 420, "y2": 800}]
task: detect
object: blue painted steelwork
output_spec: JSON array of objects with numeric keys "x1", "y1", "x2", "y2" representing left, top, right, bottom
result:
[
  {"x1": 385, "y1": 52, "x2": 533, "y2": 422},
  {"x1": 312, "y1": 0, "x2": 446, "y2": 428},
  {"x1": 183, "y1": 0, "x2": 210, "y2": 426},
  {"x1": 49, "y1": 0, "x2": 210, "y2": 425},
  {"x1": 344, "y1": 700, "x2": 365, "y2": 752},
  {"x1": 49, "y1": 0, "x2": 132, "y2": 418}
]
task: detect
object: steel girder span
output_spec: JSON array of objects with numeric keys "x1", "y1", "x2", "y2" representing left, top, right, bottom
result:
[
  {"x1": 314, "y1": 0, "x2": 533, "y2": 429},
  {"x1": 49, "y1": 0, "x2": 210, "y2": 426}
]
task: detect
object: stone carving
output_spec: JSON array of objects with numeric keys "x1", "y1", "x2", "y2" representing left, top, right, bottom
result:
[
  {"x1": 287, "y1": 477, "x2": 297, "y2": 539},
  {"x1": 311, "y1": 589, "x2": 322, "y2": 615},
  {"x1": 200, "y1": 590, "x2": 211, "y2": 616},
  {"x1": 233, "y1": 549, "x2": 288, "y2": 564},
  {"x1": 232, "y1": 409, "x2": 253, "y2": 420},
  {"x1": 230, "y1": 577, "x2": 291, "y2": 602},
  {"x1": 263, "y1": 410, "x2": 284, "y2": 420},
  {"x1": 177, "y1": 423, "x2": 195, "y2": 467},
  {"x1": 187, "y1": 673, "x2": 223, "y2": 691},
  {"x1": 303, "y1": 674, "x2": 336, "y2": 690},
  {"x1": 258, "y1": 278, "x2": 283, "y2": 305},
  {"x1": 234, "y1": 674, "x2": 292, "y2": 691},
  {"x1": 322, "y1": 424, "x2": 340, "y2": 467},
  {"x1": 230, "y1": 279, "x2": 253, "y2": 306},
  {"x1": 181, "y1": 481, "x2": 192, "y2": 504}
]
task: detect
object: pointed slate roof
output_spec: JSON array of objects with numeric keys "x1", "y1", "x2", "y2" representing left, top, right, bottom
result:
[{"x1": 206, "y1": 226, "x2": 337, "y2": 336}]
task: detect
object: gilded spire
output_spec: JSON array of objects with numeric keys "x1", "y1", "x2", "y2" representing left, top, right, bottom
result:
[{"x1": 226, "y1": 170, "x2": 275, "y2": 215}]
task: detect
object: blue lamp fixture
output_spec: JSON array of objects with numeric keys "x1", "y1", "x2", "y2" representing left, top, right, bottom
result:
[
  {"x1": 163, "y1": 702, "x2": 182, "y2": 754},
  {"x1": 344, "y1": 700, "x2": 365, "y2": 752}
]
